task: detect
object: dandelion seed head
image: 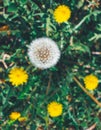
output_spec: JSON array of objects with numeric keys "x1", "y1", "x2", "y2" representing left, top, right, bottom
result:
[{"x1": 28, "y1": 37, "x2": 60, "y2": 69}]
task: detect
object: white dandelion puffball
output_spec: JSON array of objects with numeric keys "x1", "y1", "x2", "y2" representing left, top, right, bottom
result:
[{"x1": 28, "y1": 37, "x2": 61, "y2": 69}]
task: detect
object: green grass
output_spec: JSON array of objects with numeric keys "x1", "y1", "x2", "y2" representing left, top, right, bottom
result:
[{"x1": 0, "y1": 0, "x2": 101, "y2": 129}]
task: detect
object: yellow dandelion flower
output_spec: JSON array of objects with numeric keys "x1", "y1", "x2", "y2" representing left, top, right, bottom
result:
[
  {"x1": 9, "y1": 112, "x2": 21, "y2": 120},
  {"x1": 54, "y1": 5, "x2": 71, "y2": 24},
  {"x1": 18, "y1": 117, "x2": 27, "y2": 122},
  {"x1": 84, "y1": 74, "x2": 99, "y2": 90},
  {"x1": 8, "y1": 67, "x2": 28, "y2": 86},
  {"x1": 47, "y1": 101, "x2": 63, "y2": 117}
]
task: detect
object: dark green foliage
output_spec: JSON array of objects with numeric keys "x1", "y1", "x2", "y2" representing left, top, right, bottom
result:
[{"x1": 0, "y1": 0, "x2": 101, "y2": 129}]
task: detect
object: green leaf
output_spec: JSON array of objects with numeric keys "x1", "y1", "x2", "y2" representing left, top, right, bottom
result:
[
  {"x1": 3, "y1": 0, "x2": 10, "y2": 6},
  {"x1": 96, "y1": 24, "x2": 101, "y2": 32},
  {"x1": 89, "y1": 33, "x2": 101, "y2": 41},
  {"x1": 20, "y1": 0, "x2": 27, "y2": 4},
  {"x1": 76, "y1": 0, "x2": 84, "y2": 8},
  {"x1": 46, "y1": 16, "x2": 56, "y2": 36},
  {"x1": 7, "y1": 3, "x2": 18, "y2": 13},
  {"x1": 0, "y1": 16, "x2": 5, "y2": 22},
  {"x1": 67, "y1": 43, "x2": 90, "y2": 54}
]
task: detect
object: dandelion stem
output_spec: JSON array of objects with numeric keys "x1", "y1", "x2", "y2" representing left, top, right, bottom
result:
[
  {"x1": 46, "y1": 73, "x2": 52, "y2": 95},
  {"x1": 73, "y1": 76, "x2": 101, "y2": 108}
]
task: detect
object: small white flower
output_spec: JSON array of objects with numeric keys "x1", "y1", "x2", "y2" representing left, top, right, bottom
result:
[{"x1": 28, "y1": 37, "x2": 60, "y2": 69}]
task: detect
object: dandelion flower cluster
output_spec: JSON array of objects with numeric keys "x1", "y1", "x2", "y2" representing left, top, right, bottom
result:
[
  {"x1": 9, "y1": 112, "x2": 21, "y2": 120},
  {"x1": 84, "y1": 74, "x2": 99, "y2": 90},
  {"x1": 54, "y1": 5, "x2": 71, "y2": 23},
  {"x1": 28, "y1": 37, "x2": 60, "y2": 69},
  {"x1": 47, "y1": 101, "x2": 63, "y2": 117},
  {"x1": 8, "y1": 67, "x2": 28, "y2": 86}
]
